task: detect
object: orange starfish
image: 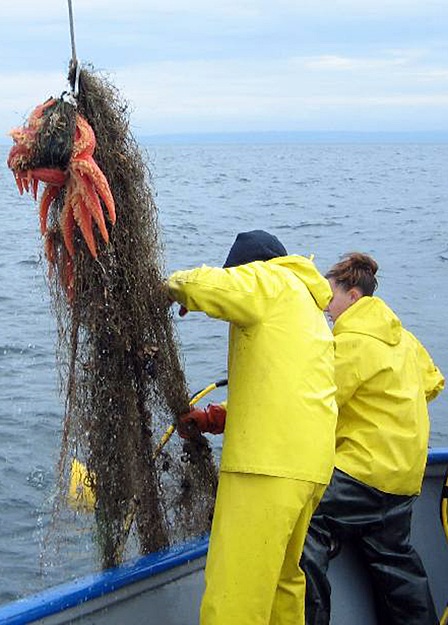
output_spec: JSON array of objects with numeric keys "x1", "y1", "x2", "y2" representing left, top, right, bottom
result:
[{"x1": 7, "y1": 98, "x2": 116, "y2": 298}]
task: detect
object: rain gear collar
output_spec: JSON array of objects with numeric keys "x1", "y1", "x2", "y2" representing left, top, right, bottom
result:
[
  {"x1": 268, "y1": 255, "x2": 333, "y2": 311},
  {"x1": 333, "y1": 296, "x2": 402, "y2": 345}
]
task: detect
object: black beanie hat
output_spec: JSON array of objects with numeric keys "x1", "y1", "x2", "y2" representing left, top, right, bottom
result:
[{"x1": 223, "y1": 230, "x2": 288, "y2": 268}]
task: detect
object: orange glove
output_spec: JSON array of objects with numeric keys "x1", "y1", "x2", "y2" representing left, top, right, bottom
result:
[{"x1": 177, "y1": 404, "x2": 227, "y2": 439}]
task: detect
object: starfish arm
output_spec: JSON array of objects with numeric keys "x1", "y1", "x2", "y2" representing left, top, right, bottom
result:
[
  {"x1": 31, "y1": 168, "x2": 66, "y2": 186},
  {"x1": 44, "y1": 233, "x2": 56, "y2": 266},
  {"x1": 32, "y1": 178, "x2": 39, "y2": 201},
  {"x1": 81, "y1": 177, "x2": 110, "y2": 244},
  {"x1": 72, "y1": 114, "x2": 96, "y2": 159},
  {"x1": 71, "y1": 158, "x2": 116, "y2": 224},
  {"x1": 60, "y1": 198, "x2": 76, "y2": 258},
  {"x1": 14, "y1": 174, "x2": 24, "y2": 195},
  {"x1": 28, "y1": 98, "x2": 57, "y2": 128},
  {"x1": 7, "y1": 143, "x2": 29, "y2": 170},
  {"x1": 39, "y1": 185, "x2": 61, "y2": 235},
  {"x1": 72, "y1": 197, "x2": 98, "y2": 258}
]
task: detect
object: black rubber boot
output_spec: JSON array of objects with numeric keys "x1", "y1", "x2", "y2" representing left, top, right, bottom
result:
[{"x1": 301, "y1": 469, "x2": 438, "y2": 625}]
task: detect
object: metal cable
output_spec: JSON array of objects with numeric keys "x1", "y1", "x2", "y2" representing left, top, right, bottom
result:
[
  {"x1": 67, "y1": 0, "x2": 77, "y2": 66},
  {"x1": 67, "y1": 0, "x2": 80, "y2": 97}
]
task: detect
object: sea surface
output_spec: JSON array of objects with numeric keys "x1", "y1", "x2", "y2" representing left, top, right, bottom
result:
[{"x1": 0, "y1": 140, "x2": 447, "y2": 605}]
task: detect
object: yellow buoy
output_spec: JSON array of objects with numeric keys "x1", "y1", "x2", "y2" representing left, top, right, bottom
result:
[{"x1": 68, "y1": 457, "x2": 96, "y2": 512}]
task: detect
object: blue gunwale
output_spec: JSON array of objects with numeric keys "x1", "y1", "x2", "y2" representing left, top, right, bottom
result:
[
  {"x1": 1, "y1": 447, "x2": 447, "y2": 625},
  {"x1": 427, "y1": 447, "x2": 448, "y2": 465},
  {"x1": 0, "y1": 536, "x2": 209, "y2": 625}
]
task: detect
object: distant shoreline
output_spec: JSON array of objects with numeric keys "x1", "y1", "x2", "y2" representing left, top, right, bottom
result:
[
  {"x1": 139, "y1": 131, "x2": 448, "y2": 145},
  {"x1": 1, "y1": 130, "x2": 448, "y2": 147}
]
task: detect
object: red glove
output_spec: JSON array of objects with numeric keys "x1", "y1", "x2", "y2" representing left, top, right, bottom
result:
[{"x1": 177, "y1": 404, "x2": 227, "y2": 439}]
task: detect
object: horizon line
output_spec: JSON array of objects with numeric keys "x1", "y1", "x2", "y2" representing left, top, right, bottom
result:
[{"x1": 1, "y1": 129, "x2": 448, "y2": 147}]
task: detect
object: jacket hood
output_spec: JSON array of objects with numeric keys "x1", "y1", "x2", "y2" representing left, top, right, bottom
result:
[
  {"x1": 223, "y1": 230, "x2": 287, "y2": 268},
  {"x1": 269, "y1": 255, "x2": 333, "y2": 310},
  {"x1": 333, "y1": 296, "x2": 402, "y2": 345}
]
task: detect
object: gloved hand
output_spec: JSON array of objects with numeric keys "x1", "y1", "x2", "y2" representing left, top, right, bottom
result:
[
  {"x1": 161, "y1": 282, "x2": 187, "y2": 316},
  {"x1": 177, "y1": 404, "x2": 227, "y2": 439}
]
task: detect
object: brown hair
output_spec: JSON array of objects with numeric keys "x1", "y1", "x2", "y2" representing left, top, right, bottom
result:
[{"x1": 326, "y1": 252, "x2": 378, "y2": 296}]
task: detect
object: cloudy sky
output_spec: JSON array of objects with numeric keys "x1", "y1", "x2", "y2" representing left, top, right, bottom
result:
[{"x1": 1, "y1": 0, "x2": 447, "y2": 137}]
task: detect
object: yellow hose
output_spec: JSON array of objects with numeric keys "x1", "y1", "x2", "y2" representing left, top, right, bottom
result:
[
  {"x1": 440, "y1": 605, "x2": 448, "y2": 625},
  {"x1": 151, "y1": 381, "x2": 220, "y2": 459},
  {"x1": 441, "y1": 465, "x2": 448, "y2": 543},
  {"x1": 442, "y1": 496, "x2": 448, "y2": 543},
  {"x1": 439, "y1": 466, "x2": 448, "y2": 624}
]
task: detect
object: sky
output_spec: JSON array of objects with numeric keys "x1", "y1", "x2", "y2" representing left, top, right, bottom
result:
[{"x1": 0, "y1": 0, "x2": 447, "y2": 138}]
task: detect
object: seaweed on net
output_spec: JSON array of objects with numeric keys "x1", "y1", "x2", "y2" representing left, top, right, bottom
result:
[
  {"x1": 35, "y1": 65, "x2": 218, "y2": 567},
  {"x1": 33, "y1": 99, "x2": 76, "y2": 170}
]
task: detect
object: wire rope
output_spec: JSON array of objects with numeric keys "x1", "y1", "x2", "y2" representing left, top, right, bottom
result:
[
  {"x1": 67, "y1": 0, "x2": 80, "y2": 97},
  {"x1": 67, "y1": 0, "x2": 77, "y2": 66}
]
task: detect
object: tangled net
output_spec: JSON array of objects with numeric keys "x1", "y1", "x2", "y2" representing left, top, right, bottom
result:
[{"x1": 8, "y1": 65, "x2": 218, "y2": 568}]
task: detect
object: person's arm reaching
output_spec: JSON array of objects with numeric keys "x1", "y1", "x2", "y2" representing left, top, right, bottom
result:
[
  {"x1": 407, "y1": 331, "x2": 445, "y2": 402},
  {"x1": 168, "y1": 264, "x2": 275, "y2": 327}
]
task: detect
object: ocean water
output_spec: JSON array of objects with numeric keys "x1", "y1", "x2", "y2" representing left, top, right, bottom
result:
[{"x1": 0, "y1": 140, "x2": 447, "y2": 604}]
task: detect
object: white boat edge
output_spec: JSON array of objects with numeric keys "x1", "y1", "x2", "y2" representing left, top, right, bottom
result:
[{"x1": 1, "y1": 447, "x2": 448, "y2": 625}]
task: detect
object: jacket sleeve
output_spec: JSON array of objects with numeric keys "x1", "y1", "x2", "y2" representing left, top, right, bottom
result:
[
  {"x1": 407, "y1": 331, "x2": 445, "y2": 402},
  {"x1": 167, "y1": 264, "x2": 274, "y2": 326},
  {"x1": 333, "y1": 333, "x2": 364, "y2": 408}
]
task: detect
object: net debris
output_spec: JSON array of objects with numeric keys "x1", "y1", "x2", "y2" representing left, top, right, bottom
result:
[{"x1": 8, "y1": 65, "x2": 218, "y2": 568}]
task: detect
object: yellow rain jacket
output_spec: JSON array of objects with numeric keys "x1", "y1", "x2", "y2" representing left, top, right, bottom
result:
[
  {"x1": 168, "y1": 256, "x2": 338, "y2": 485},
  {"x1": 333, "y1": 296, "x2": 444, "y2": 495}
]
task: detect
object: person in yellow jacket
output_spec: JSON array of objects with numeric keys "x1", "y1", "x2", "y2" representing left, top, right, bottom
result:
[
  {"x1": 167, "y1": 230, "x2": 338, "y2": 625},
  {"x1": 301, "y1": 252, "x2": 445, "y2": 625}
]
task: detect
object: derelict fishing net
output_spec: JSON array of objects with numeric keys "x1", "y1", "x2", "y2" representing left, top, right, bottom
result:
[{"x1": 8, "y1": 65, "x2": 218, "y2": 568}]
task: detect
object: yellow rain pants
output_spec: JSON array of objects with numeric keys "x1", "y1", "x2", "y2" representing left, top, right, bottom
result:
[{"x1": 200, "y1": 472, "x2": 326, "y2": 625}]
